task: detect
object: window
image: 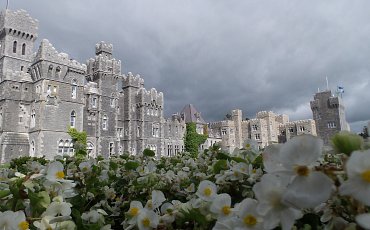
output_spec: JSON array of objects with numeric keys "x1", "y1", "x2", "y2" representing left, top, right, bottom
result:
[
  {"x1": 48, "y1": 65, "x2": 53, "y2": 77},
  {"x1": 167, "y1": 144, "x2": 173, "y2": 156},
  {"x1": 175, "y1": 145, "x2": 179, "y2": 154},
  {"x1": 47, "y1": 85, "x2": 51, "y2": 94},
  {"x1": 87, "y1": 142, "x2": 94, "y2": 158},
  {"x1": 36, "y1": 85, "x2": 40, "y2": 94},
  {"x1": 328, "y1": 122, "x2": 336, "y2": 128},
  {"x1": 70, "y1": 111, "x2": 76, "y2": 128},
  {"x1": 299, "y1": 126, "x2": 305, "y2": 132},
  {"x1": 252, "y1": 124, "x2": 258, "y2": 131},
  {"x1": 117, "y1": 128, "x2": 123, "y2": 138},
  {"x1": 110, "y1": 96, "x2": 115, "y2": 108},
  {"x1": 30, "y1": 110, "x2": 36, "y2": 127},
  {"x1": 55, "y1": 67, "x2": 61, "y2": 78},
  {"x1": 152, "y1": 124, "x2": 159, "y2": 137},
  {"x1": 53, "y1": 86, "x2": 57, "y2": 93},
  {"x1": 102, "y1": 115, "x2": 108, "y2": 130},
  {"x1": 71, "y1": 79, "x2": 77, "y2": 99},
  {"x1": 221, "y1": 129, "x2": 227, "y2": 136},
  {"x1": 13, "y1": 41, "x2": 17, "y2": 53},
  {"x1": 64, "y1": 140, "x2": 70, "y2": 155},
  {"x1": 22, "y1": 43, "x2": 26, "y2": 55},
  {"x1": 58, "y1": 140, "x2": 64, "y2": 154},
  {"x1": 91, "y1": 97, "x2": 97, "y2": 108},
  {"x1": 137, "y1": 126, "x2": 140, "y2": 137},
  {"x1": 0, "y1": 108, "x2": 2, "y2": 128},
  {"x1": 255, "y1": 133, "x2": 261, "y2": 140},
  {"x1": 30, "y1": 141, "x2": 35, "y2": 157},
  {"x1": 109, "y1": 142, "x2": 114, "y2": 156}
]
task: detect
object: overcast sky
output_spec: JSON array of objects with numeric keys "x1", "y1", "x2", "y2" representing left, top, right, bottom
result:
[{"x1": 9, "y1": 0, "x2": 370, "y2": 132}]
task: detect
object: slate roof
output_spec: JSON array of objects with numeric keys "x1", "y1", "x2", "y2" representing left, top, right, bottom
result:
[{"x1": 180, "y1": 104, "x2": 206, "y2": 124}]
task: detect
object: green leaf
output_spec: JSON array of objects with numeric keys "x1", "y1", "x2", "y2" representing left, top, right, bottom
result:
[
  {"x1": 213, "y1": 160, "x2": 228, "y2": 174},
  {"x1": 216, "y1": 152, "x2": 231, "y2": 160},
  {"x1": 178, "y1": 208, "x2": 208, "y2": 226},
  {"x1": 331, "y1": 131, "x2": 363, "y2": 156},
  {"x1": 143, "y1": 149, "x2": 155, "y2": 157},
  {"x1": 124, "y1": 161, "x2": 140, "y2": 170},
  {"x1": 0, "y1": 190, "x2": 11, "y2": 199}
]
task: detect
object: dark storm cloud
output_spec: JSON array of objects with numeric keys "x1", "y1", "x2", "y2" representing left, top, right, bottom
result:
[{"x1": 9, "y1": 0, "x2": 370, "y2": 132}]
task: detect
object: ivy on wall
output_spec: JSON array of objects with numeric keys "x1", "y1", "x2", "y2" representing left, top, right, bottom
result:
[
  {"x1": 68, "y1": 127, "x2": 87, "y2": 159},
  {"x1": 184, "y1": 122, "x2": 208, "y2": 157}
]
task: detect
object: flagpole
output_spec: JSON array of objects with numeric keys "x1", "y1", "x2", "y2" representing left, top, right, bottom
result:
[
  {"x1": 6, "y1": 0, "x2": 9, "y2": 9},
  {"x1": 326, "y1": 76, "x2": 329, "y2": 91}
]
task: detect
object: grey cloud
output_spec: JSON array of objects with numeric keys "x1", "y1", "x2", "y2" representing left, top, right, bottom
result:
[{"x1": 10, "y1": 0, "x2": 370, "y2": 132}]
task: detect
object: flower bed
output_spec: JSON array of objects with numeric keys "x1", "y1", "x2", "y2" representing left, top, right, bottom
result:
[{"x1": 0, "y1": 133, "x2": 369, "y2": 229}]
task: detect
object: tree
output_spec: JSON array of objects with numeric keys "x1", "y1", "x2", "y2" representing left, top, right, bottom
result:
[
  {"x1": 184, "y1": 122, "x2": 208, "y2": 158},
  {"x1": 68, "y1": 127, "x2": 87, "y2": 159},
  {"x1": 360, "y1": 126, "x2": 369, "y2": 139}
]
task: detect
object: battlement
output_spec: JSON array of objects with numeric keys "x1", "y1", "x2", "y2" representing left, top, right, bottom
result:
[
  {"x1": 208, "y1": 120, "x2": 234, "y2": 128},
  {"x1": 3, "y1": 69, "x2": 32, "y2": 82},
  {"x1": 123, "y1": 72, "x2": 144, "y2": 88},
  {"x1": 95, "y1": 41, "x2": 113, "y2": 55},
  {"x1": 35, "y1": 39, "x2": 87, "y2": 72},
  {"x1": 279, "y1": 119, "x2": 315, "y2": 127},
  {"x1": 256, "y1": 111, "x2": 276, "y2": 118},
  {"x1": 0, "y1": 10, "x2": 38, "y2": 39},
  {"x1": 86, "y1": 55, "x2": 121, "y2": 75},
  {"x1": 136, "y1": 87, "x2": 164, "y2": 106}
]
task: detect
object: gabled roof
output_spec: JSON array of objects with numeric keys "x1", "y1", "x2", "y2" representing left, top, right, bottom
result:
[{"x1": 180, "y1": 104, "x2": 206, "y2": 124}]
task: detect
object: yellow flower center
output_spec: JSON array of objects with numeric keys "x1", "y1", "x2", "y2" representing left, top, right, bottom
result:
[
  {"x1": 245, "y1": 144, "x2": 251, "y2": 148},
  {"x1": 55, "y1": 171, "x2": 65, "y2": 179},
  {"x1": 294, "y1": 165, "x2": 309, "y2": 176},
  {"x1": 18, "y1": 221, "x2": 29, "y2": 230},
  {"x1": 361, "y1": 170, "x2": 370, "y2": 183},
  {"x1": 244, "y1": 214, "x2": 257, "y2": 226},
  {"x1": 222, "y1": 206, "x2": 231, "y2": 215},
  {"x1": 129, "y1": 207, "x2": 140, "y2": 216},
  {"x1": 234, "y1": 171, "x2": 239, "y2": 176},
  {"x1": 82, "y1": 167, "x2": 88, "y2": 171},
  {"x1": 252, "y1": 169, "x2": 256, "y2": 173},
  {"x1": 203, "y1": 187, "x2": 212, "y2": 197},
  {"x1": 142, "y1": 217, "x2": 150, "y2": 227}
]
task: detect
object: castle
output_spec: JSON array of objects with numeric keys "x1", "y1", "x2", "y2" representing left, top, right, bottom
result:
[{"x1": 0, "y1": 9, "x2": 350, "y2": 163}]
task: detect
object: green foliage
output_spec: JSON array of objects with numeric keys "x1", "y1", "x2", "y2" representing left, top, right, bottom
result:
[
  {"x1": 68, "y1": 127, "x2": 88, "y2": 159},
  {"x1": 9, "y1": 156, "x2": 47, "y2": 174},
  {"x1": 143, "y1": 148, "x2": 155, "y2": 157},
  {"x1": 184, "y1": 122, "x2": 208, "y2": 158},
  {"x1": 124, "y1": 161, "x2": 140, "y2": 170},
  {"x1": 331, "y1": 131, "x2": 363, "y2": 156},
  {"x1": 213, "y1": 159, "x2": 228, "y2": 174}
]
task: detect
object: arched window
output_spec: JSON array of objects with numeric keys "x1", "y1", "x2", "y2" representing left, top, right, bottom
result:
[
  {"x1": 48, "y1": 65, "x2": 53, "y2": 77},
  {"x1": 87, "y1": 142, "x2": 94, "y2": 158},
  {"x1": 21, "y1": 43, "x2": 26, "y2": 55},
  {"x1": 13, "y1": 41, "x2": 17, "y2": 53},
  {"x1": 58, "y1": 140, "x2": 64, "y2": 154},
  {"x1": 71, "y1": 79, "x2": 77, "y2": 99},
  {"x1": 64, "y1": 140, "x2": 70, "y2": 155},
  {"x1": 69, "y1": 142, "x2": 74, "y2": 155},
  {"x1": 55, "y1": 66, "x2": 61, "y2": 78},
  {"x1": 102, "y1": 115, "x2": 108, "y2": 130},
  {"x1": 30, "y1": 110, "x2": 35, "y2": 128},
  {"x1": 30, "y1": 141, "x2": 35, "y2": 157},
  {"x1": 70, "y1": 111, "x2": 76, "y2": 128},
  {"x1": 0, "y1": 107, "x2": 2, "y2": 128}
]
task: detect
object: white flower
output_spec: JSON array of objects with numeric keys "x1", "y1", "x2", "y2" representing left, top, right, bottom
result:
[
  {"x1": 82, "y1": 210, "x2": 104, "y2": 223},
  {"x1": 33, "y1": 216, "x2": 56, "y2": 230},
  {"x1": 0, "y1": 211, "x2": 29, "y2": 230},
  {"x1": 43, "y1": 196, "x2": 72, "y2": 217},
  {"x1": 46, "y1": 161, "x2": 67, "y2": 182},
  {"x1": 235, "y1": 198, "x2": 263, "y2": 230},
  {"x1": 160, "y1": 203, "x2": 175, "y2": 224},
  {"x1": 196, "y1": 180, "x2": 217, "y2": 201},
  {"x1": 213, "y1": 216, "x2": 238, "y2": 230},
  {"x1": 127, "y1": 201, "x2": 143, "y2": 224},
  {"x1": 253, "y1": 174, "x2": 302, "y2": 230},
  {"x1": 145, "y1": 190, "x2": 166, "y2": 210},
  {"x1": 210, "y1": 193, "x2": 233, "y2": 219},
  {"x1": 137, "y1": 209, "x2": 159, "y2": 230},
  {"x1": 79, "y1": 161, "x2": 92, "y2": 173},
  {"x1": 340, "y1": 150, "x2": 370, "y2": 206},
  {"x1": 356, "y1": 213, "x2": 370, "y2": 229},
  {"x1": 275, "y1": 135, "x2": 333, "y2": 209}
]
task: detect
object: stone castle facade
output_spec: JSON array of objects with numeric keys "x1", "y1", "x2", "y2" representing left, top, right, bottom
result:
[
  {"x1": 0, "y1": 9, "x2": 350, "y2": 163},
  {"x1": 0, "y1": 9, "x2": 188, "y2": 163}
]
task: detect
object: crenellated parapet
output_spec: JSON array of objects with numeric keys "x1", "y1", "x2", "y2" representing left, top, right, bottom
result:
[
  {"x1": 256, "y1": 111, "x2": 276, "y2": 119},
  {"x1": 84, "y1": 82, "x2": 100, "y2": 95},
  {"x1": 136, "y1": 87, "x2": 164, "y2": 107},
  {"x1": 95, "y1": 41, "x2": 113, "y2": 55},
  {"x1": 34, "y1": 39, "x2": 86, "y2": 72},
  {"x1": 0, "y1": 9, "x2": 38, "y2": 40},
  {"x1": 86, "y1": 54, "x2": 121, "y2": 75},
  {"x1": 123, "y1": 72, "x2": 144, "y2": 89}
]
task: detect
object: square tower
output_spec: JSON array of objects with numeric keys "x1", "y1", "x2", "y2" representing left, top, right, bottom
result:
[{"x1": 310, "y1": 90, "x2": 350, "y2": 145}]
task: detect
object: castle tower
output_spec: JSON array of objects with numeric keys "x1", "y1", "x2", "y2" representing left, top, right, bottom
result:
[
  {"x1": 310, "y1": 90, "x2": 350, "y2": 145},
  {"x1": 231, "y1": 109, "x2": 242, "y2": 148},
  {"x1": 85, "y1": 42, "x2": 123, "y2": 157},
  {"x1": 0, "y1": 10, "x2": 38, "y2": 80}
]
